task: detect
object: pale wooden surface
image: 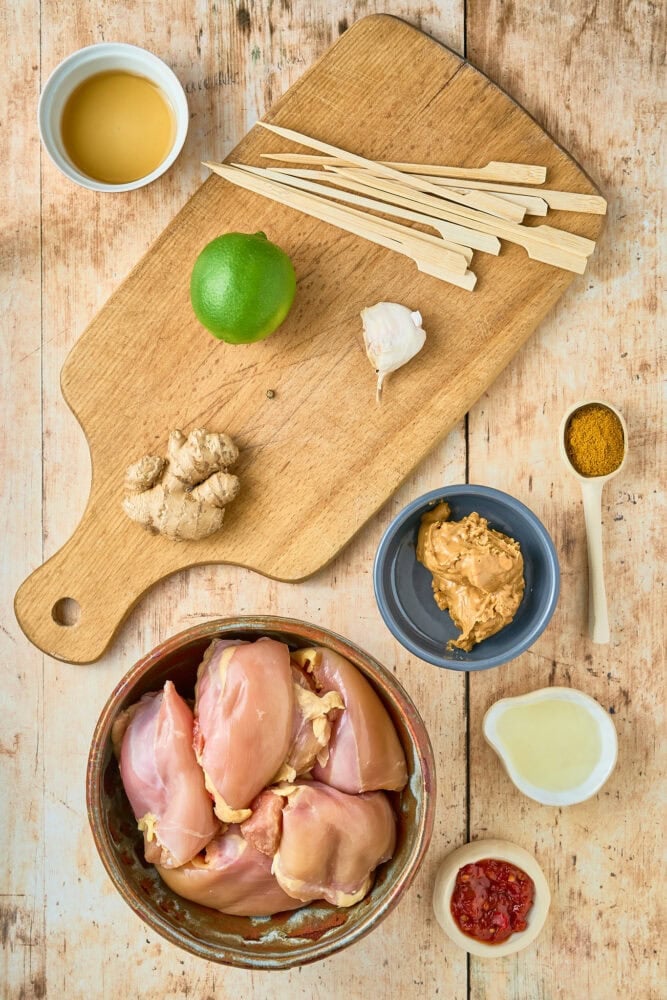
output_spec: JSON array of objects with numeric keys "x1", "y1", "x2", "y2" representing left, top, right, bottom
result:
[
  {"x1": 1, "y1": 2, "x2": 664, "y2": 999},
  {"x1": 13, "y1": 15, "x2": 603, "y2": 666}
]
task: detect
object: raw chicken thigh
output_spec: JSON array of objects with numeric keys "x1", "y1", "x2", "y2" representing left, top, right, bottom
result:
[
  {"x1": 116, "y1": 636, "x2": 408, "y2": 918},
  {"x1": 115, "y1": 681, "x2": 219, "y2": 868},
  {"x1": 271, "y1": 781, "x2": 396, "y2": 906},
  {"x1": 294, "y1": 647, "x2": 408, "y2": 794},
  {"x1": 273, "y1": 664, "x2": 344, "y2": 782},
  {"x1": 193, "y1": 638, "x2": 294, "y2": 822},
  {"x1": 240, "y1": 789, "x2": 285, "y2": 856},
  {"x1": 157, "y1": 826, "x2": 304, "y2": 916}
]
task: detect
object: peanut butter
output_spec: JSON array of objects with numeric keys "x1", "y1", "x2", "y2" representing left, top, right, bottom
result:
[{"x1": 416, "y1": 502, "x2": 525, "y2": 652}]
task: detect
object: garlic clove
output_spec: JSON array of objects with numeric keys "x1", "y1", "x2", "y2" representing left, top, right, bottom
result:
[{"x1": 361, "y1": 302, "x2": 427, "y2": 401}]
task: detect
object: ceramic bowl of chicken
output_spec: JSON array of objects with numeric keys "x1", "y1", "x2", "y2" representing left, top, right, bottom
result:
[
  {"x1": 374, "y1": 485, "x2": 560, "y2": 671},
  {"x1": 86, "y1": 616, "x2": 435, "y2": 968}
]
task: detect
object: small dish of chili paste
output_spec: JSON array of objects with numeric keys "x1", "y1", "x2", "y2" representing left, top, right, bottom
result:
[
  {"x1": 451, "y1": 858, "x2": 534, "y2": 943},
  {"x1": 433, "y1": 839, "x2": 550, "y2": 957}
]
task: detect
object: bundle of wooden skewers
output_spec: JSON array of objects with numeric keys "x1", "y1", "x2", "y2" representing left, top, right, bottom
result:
[{"x1": 204, "y1": 122, "x2": 607, "y2": 292}]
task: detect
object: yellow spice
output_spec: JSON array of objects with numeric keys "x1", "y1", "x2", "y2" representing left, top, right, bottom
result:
[{"x1": 565, "y1": 403, "x2": 625, "y2": 477}]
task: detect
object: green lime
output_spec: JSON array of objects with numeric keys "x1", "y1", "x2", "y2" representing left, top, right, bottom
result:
[{"x1": 190, "y1": 231, "x2": 296, "y2": 343}]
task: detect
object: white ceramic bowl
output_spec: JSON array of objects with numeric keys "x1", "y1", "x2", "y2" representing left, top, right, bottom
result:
[
  {"x1": 433, "y1": 839, "x2": 551, "y2": 958},
  {"x1": 483, "y1": 686, "x2": 618, "y2": 806},
  {"x1": 38, "y1": 42, "x2": 189, "y2": 192}
]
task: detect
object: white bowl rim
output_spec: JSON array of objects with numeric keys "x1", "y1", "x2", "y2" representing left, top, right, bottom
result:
[
  {"x1": 483, "y1": 685, "x2": 618, "y2": 806},
  {"x1": 37, "y1": 41, "x2": 189, "y2": 192}
]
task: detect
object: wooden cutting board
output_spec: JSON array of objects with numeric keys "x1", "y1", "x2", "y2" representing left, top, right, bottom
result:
[{"x1": 15, "y1": 14, "x2": 604, "y2": 664}]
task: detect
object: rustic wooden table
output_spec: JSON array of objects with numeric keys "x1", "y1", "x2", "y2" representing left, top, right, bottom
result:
[{"x1": 2, "y1": 2, "x2": 664, "y2": 998}]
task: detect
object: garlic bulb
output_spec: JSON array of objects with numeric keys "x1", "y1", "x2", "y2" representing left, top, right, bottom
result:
[{"x1": 361, "y1": 302, "x2": 427, "y2": 402}]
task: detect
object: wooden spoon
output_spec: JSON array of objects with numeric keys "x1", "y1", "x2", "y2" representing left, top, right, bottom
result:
[{"x1": 560, "y1": 400, "x2": 628, "y2": 644}]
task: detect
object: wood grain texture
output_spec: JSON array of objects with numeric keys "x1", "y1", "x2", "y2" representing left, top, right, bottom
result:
[
  {"x1": 466, "y1": 1, "x2": 666, "y2": 997},
  {"x1": 14, "y1": 14, "x2": 603, "y2": 665},
  {"x1": 2, "y1": 1, "x2": 664, "y2": 999},
  {"x1": 0, "y1": 2, "x2": 46, "y2": 995}
]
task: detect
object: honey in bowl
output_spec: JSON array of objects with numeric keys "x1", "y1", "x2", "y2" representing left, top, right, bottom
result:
[
  {"x1": 493, "y1": 697, "x2": 602, "y2": 793},
  {"x1": 483, "y1": 687, "x2": 618, "y2": 805},
  {"x1": 60, "y1": 70, "x2": 175, "y2": 184}
]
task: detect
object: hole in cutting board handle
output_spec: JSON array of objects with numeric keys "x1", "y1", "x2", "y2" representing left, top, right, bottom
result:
[{"x1": 52, "y1": 597, "x2": 81, "y2": 627}]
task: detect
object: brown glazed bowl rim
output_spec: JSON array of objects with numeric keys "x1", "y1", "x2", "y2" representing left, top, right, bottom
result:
[{"x1": 86, "y1": 616, "x2": 436, "y2": 968}]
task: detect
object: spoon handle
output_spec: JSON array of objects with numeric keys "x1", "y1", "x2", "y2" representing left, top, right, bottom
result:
[{"x1": 581, "y1": 480, "x2": 610, "y2": 644}]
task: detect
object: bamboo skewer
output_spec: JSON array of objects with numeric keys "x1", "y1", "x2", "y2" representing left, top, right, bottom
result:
[
  {"x1": 415, "y1": 176, "x2": 607, "y2": 214},
  {"x1": 255, "y1": 155, "x2": 590, "y2": 272},
  {"x1": 260, "y1": 152, "x2": 607, "y2": 214},
  {"x1": 331, "y1": 175, "x2": 589, "y2": 272},
  {"x1": 274, "y1": 166, "x2": 545, "y2": 223},
  {"x1": 324, "y1": 167, "x2": 594, "y2": 270},
  {"x1": 240, "y1": 165, "x2": 475, "y2": 262},
  {"x1": 203, "y1": 162, "x2": 477, "y2": 289},
  {"x1": 236, "y1": 164, "x2": 474, "y2": 263},
  {"x1": 210, "y1": 124, "x2": 599, "y2": 281},
  {"x1": 260, "y1": 152, "x2": 548, "y2": 184},
  {"x1": 227, "y1": 166, "x2": 468, "y2": 276},
  {"x1": 325, "y1": 168, "x2": 594, "y2": 253},
  {"x1": 458, "y1": 190, "x2": 548, "y2": 216},
  {"x1": 270, "y1": 168, "x2": 501, "y2": 255},
  {"x1": 257, "y1": 122, "x2": 526, "y2": 223}
]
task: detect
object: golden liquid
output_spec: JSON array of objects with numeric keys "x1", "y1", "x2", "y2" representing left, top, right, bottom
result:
[
  {"x1": 495, "y1": 699, "x2": 602, "y2": 792},
  {"x1": 61, "y1": 70, "x2": 175, "y2": 184}
]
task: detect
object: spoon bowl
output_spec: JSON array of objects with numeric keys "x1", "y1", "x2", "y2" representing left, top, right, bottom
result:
[{"x1": 559, "y1": 400, "x2": 627, "y2": 643}]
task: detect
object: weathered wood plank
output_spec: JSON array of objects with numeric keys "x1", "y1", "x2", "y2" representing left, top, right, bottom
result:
[
  {"x1": 37, "y1": 6, "x2": 211, "y2": 994},
  {"x1": 467, "y1": 1, "x2": 666, "y2": 997},
  {"x1": 0, "y1": 1, "x2": 46, "y2": 996}
]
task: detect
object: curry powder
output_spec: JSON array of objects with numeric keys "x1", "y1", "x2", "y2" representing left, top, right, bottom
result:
[{"x1": 565, "y1": 403, "x2": 625, "y2": 477}]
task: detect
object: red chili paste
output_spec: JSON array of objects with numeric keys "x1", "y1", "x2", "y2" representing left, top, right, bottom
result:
[{"x1": 450, "y1": 858, "x2": 535, "y2": 944}]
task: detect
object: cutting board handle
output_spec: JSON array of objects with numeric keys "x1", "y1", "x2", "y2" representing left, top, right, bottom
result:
[{"x1": 14, "y1": 517, "x2": 156, "y2": 663}]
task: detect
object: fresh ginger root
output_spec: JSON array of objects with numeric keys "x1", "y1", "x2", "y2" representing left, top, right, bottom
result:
[{"x1": 122, "y1": 428, "x2": 240, "y2": 541}]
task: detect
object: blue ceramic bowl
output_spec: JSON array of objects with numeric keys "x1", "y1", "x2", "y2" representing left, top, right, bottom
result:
[{"x1": 374, "y1": 486, "x2": 559, "y2": 671}]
